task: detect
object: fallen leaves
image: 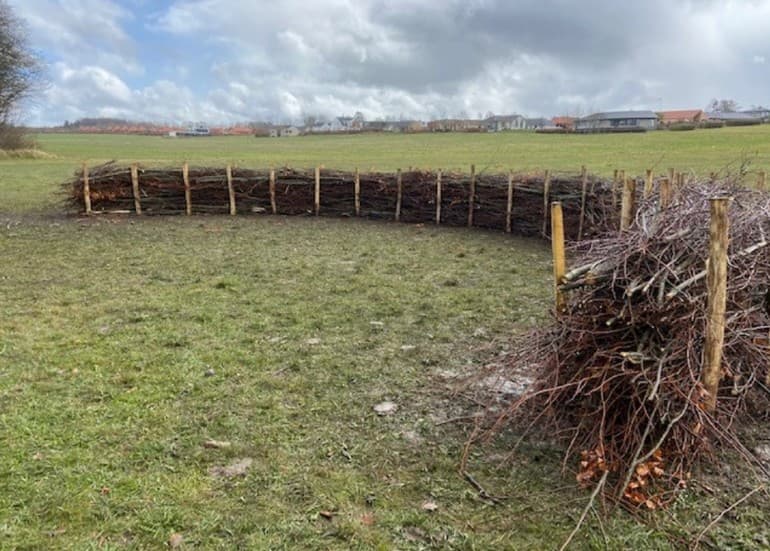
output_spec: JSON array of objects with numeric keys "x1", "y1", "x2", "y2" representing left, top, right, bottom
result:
[
  {"x1": 168, "y1": 532, "x2": 184, "y2": 548},
  {"x1": 373, "y1": 401, "x2": 398, "y2": 416},
  {"x1": 421, "y1": 500, "x2": 439, "y2": 512},
  {"x1": 203, "y1": 440, "x2": 231, "y2": 449}
]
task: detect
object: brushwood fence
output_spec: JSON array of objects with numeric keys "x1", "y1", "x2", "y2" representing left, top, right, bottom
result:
[{"x1": 67, "y1": 162, "x2": 642, "y2": 240}]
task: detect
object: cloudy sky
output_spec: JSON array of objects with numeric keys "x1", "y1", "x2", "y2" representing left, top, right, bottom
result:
[{"x1": 9, "y1": 0, "x2": 770, "y2": 126}]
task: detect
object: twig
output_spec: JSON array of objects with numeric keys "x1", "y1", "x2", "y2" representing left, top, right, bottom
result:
[
  {"x1": 690, "y1": 485, "x2": 764, "y2": 550},
  {"x1": 559, "y1": 471, "x2": 609, "y2": 551}
]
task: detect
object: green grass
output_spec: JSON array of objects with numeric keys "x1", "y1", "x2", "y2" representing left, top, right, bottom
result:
[{"x1": 2, "y1": 132, "x2": 769, "y2": 549}]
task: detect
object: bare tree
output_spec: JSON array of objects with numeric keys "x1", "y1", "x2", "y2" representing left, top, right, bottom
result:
[
  {"x1": 1, "y1": 1, "x2": 42, "y2": 122},
  {"x1": 707, "y1": 98, "x2": 739, "y2": 113}
]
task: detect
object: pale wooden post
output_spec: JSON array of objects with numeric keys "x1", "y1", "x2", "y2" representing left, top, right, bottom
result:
[
  {"x1": 183, "y1": 162, "x2": 192, "y2": 215},
  {"x1": 435, "y1": 169, "x2": 442, "y2": 224},
  {"x1": 659, "y1": 177, "x2": 672, "y2": 209},
  {"x1": 758, "y1": 171, "x2": 767, "y2": 192},
  {"x1": 269, "y1": 168, "x2": 277, "y2": 214},
  {"x1": 644, "y1": 169, "x2": 653, "y2": 198},
  {"x1": 130, "y1": 163, "x2": 142, "y2": 215},
  {"x1": 82, "y1": 162, "x2": 92, "y2": 214},
  {"x1": 551, "y1": 202, "x2": 566, "y2": 314},
  {"x1": 577, "y1": 165, "x2": 588, "y2": 240},
  {"x1": 542, "y1": 170, "x2": 551, "y2": 236},
  {"x1": 354, "y1": 168, "x2": 361, "y2": 216},
  {"x1": 468, "y1": 164, "x2": 476, "y2": 227},
  {"x1": 395, "y1": 169, "x2": 402, "y2": 221},
  {"x1": 703, "y1": 197, "x2": 730, "y2": 412},
  {"x1": 620, "y1": 176, "x2": 636, "y2": 231},
  {"x1": 668, "y1": 168, "x2": 675, "y2": 187},
  {"x1": 314, "y1": 166, "x2": 321, "y2": 216},
  {"x1": 226, "y1": 164, "x2": 236, "y2": 215},
  {"x1": 505, "y1": 170, "x2": 514, "y2": 233}
]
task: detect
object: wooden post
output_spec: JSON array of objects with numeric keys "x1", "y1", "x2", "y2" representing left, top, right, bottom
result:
[
  {"x1": 668, "y1": 168, "x2": 675, "y2": 186},
  {"x1": 577, "y1": 165, "x2": 588, "y2": 240},
  {"x1": 183, "y1": 162, "x2": 191, "y2": 215},
  {"x1": 468, "y1": 164, "x2": 476, "y2": 227},
  {"x1": 226, "y1": 164, "x2": 236, "y2": 215},
  {"x1": 620, "y1": 176, "x2": 636, "y2": 231},
  {"x1": 354, "y1": 168, "x2": 361, "y2": 216},
  {"x1": 268, "y1": 168, "x2": 277, "y2": 215},
  {"x1": 314, "y1": 166, "x2": 320, "y2": 216},
  {"x1": 395, "y1": 169, "x2": 402, "y2": 221},
  {"x1": 130, "y1": 163, "x2": 142, "y2": 215},
  {"x1": 659, "y1": 177, "x2": 672, "y2": 209},
  {"x1": 542, "y1": 170, "x2": 551, "y2": 236},
  {"x1": 435, "y1": 169, "x2": 442, "y2": 224},
  {"x1": 644, "y1": 169, "x2": 653, "y2": 199},
  {"x1": 505, "y1": 171, "x2": 514, "y2": 233},
  {"x1": 703, "y1": 197, "x2": 730, "y2": 412},
  {"x1": 758, "y1": 171, "x2": 767, "y2": 192},
  {"x1": 82, "y1": 162, "x2": 92, "y2": 214},
  {"x1": 551, "y1": 202, "x2": 566, "y2": 314}
]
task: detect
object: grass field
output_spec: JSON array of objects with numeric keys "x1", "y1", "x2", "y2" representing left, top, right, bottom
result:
[{"x1": 2, "y1": 130, "x2": 769, "y2": 549}]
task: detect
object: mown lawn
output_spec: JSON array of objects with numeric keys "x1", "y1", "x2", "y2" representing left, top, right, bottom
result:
[{"x1": 1, "y1": 132, "x2": 769, "y2": 549}]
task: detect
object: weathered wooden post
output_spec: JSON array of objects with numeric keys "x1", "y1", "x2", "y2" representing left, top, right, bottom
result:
[
  {"x1": 505, "y1": 170, "x2": 514, "y2": 233},
  {"x1": 758, "y1": 171, "x2": 767, "y2": 192},
  {"x1": 468, "y1": 164, "x2": 476, "y2": 227},
  {"x1": 82, "y1": 162, "x2": 92, "y2": 214},
  {"x1": 703, "y1": 197, "x2": 730, "y2": 412},
  {"x1": 644, "y1": 168, "x2": 654, "y2": 199},
  {"x1": 395, "y1": 169, "x2": 403, "y2": 221},
  {"x1": 620, "y1": 176, "x2": 636, "y2": 231},
  {"x1": 269, "y1": 168, "x2": 277, "y2": 214},
  {"x1": 354, "y1": 168, "x2": 361, "y2": 216},
  {"x1": 577, "y1": 165, "x2": 588, "y2": 240},
  {"x1": 659, "y1": 177, "x2": 672, "y2": 210},
  {"x1": 551, "y1": 202, "x2": 566, "y2": 314},
  {"x1": 183, "y1": 162, "x2": 192, "y2": 215},
  {"x1": 435, "y1": 169, "x2": 442, "y2": 225},
  {"x1": 130, "y1": 163, "x2": 142, "y2": 215},
  {"x1": 314, "y1": 166, "x2": 321, "y2": 216},
  {"x1": 226, "y1": 164, "x2": 236, "y2": 215}
]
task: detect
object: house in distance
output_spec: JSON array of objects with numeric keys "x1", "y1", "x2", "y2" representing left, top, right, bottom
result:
[{"x1": 574, "y1": 111, "x2": 659, "y2": 133}]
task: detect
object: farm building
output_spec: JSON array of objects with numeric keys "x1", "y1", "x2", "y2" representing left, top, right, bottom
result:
[
  {"x1": 484, "y1": 114, "x2": 526, "y2": 132},
  {"x1": 574, "y1": 110, "x2": 659, "y2": 132},
  {"x1": 658, "y1": 109, "x2": 704, "y2": 125},
  {"x1": 525, "y1": 117, "x2": 553, "y2": 130},
  {"x1": 741, "y1": 107, "x2": 770, "y2": 121},
  {"x1": 705, "y1": 111, "x2": 763, "y2": 124},
  {"x1": 552, "y1": 116, "x2": 575, "y2": 130},
  {"x1": 384, "y1": 120, "x2": 425, "y2": 133}
]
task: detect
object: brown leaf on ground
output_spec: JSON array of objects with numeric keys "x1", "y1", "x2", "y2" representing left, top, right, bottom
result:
[
  {"x1": 203, "y1": 440, "x2": 232, "y2": 449},
  {"x1": 168, "y1": 532, "x2": 184, "y2": 548}
]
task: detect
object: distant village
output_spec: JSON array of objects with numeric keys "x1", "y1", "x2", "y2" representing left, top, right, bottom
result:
[{"x1": 46, "y1": 106, "x2": 770, "y2": 137}]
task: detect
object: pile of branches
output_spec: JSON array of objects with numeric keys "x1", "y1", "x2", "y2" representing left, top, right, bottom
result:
[
  {"x1": 477, "y1": 181, "x2": 770, "y2": 507},
  {"x1": 63, "y1": 162, "x2": 619, "y2": 240}
]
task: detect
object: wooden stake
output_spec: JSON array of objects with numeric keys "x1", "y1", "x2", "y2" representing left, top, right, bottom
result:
[
  {"x1": 435, "y1": 169, "x2": 442, "y2": 224},
  {"x1": 183, "y1": 162, "x2": 191, "y2": 215},
  {"x1": 758, "y1": 171, "x2": 767, "y2": 192},
  {"x1": 468, "y1": 164, "x2": 476, "y2": 227},
  {"x1": 82, "y1": 162, "x2": 92, "y2": 214},
  {"x1": 395, "y1": 169, "x2": 402, "y2": 221},
  {"x1": 659, "y1": 177, "x2": 672, "y2": 209},
  {"x1": 577, "y1": 165, "x2": 588, "y2": 240},
  {"x1": 314, "y1": 166, "x2": 320, "y2": 216},
  {"x1": 354, "y1": 168, "x2": 361, "y2": 216},
  {"x1": 269, "y1": 168, "x2": 277, "y2": 214},
  {"x1": 542, "y1": 170, "x2": 551, "y2": 236},
  {"x1": 703, "y1": 197, "x2": 730, "y2": 412},
  {"x1": 130, "y1": 163, "x2": 142, "y2": 215},
  {"x1": 226, "y1": 164, "x2": 236, "y2": 215},
  {"x1": 644, "y1": 169, "x2": 653, "y2": 199},
  {"x1": 620, "y1": 176, "x2": 636, "y2": 231},
  {"x1": 551, "y1": 202, "x2": 566, "y2": 314},
  {"x1": 505, "y1": 171, "x2": 514, "y2": 233},
  {"x1": 668, "y1": 168, "x2": 675, "y2": 186}
]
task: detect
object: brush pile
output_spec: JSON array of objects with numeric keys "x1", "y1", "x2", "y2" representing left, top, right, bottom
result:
[
  {"x1": 481, "y1": 181, "x2": 770, "y2": 506},
  {"x1": 64, "y1": 162, "x2": 619, "y2": 240}
]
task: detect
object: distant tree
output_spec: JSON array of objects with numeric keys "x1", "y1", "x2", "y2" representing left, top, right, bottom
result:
[
  {"x1": 707, "y1": 98, "x2": 739, "y2": 113},
  {"x1": 0, "y1": 1, "x2": 42, "y2": 123},
  {"x1": 303, "y1": 114, "x2": 317, "y2": 129},
  {"x1": 484, "y1": 111, "x2": 495, "y2": 120}
]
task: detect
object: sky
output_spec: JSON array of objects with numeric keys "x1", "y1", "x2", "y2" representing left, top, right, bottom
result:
[{"x1": 8, "y1": 0, "x2": 770, "y2": 126}]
